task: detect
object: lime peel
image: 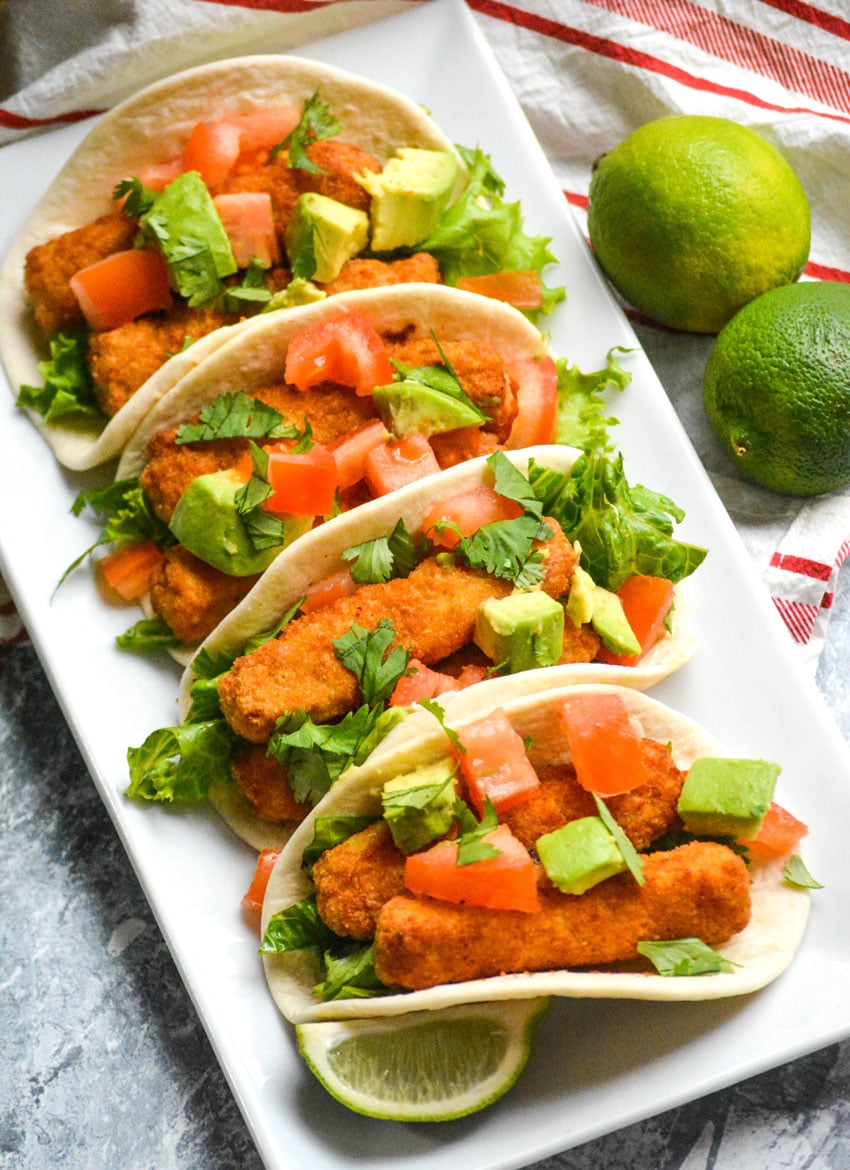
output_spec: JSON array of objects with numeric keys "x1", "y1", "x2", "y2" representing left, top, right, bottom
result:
[{"x1": 295, "y1": 997, "x2": 550, "y2": 1121}]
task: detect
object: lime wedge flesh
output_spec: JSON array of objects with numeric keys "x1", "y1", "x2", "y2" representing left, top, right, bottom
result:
[{"x1": 296, "y1": 998, "x2": 550, "y2": 1121}]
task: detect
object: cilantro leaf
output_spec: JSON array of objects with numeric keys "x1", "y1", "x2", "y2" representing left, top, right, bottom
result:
[
  {"x1": 125, "y1": 720, "x2": 236, "y2": 803},
  {"x1": 592, "y1": 793, "x2": 645, "y2": 886},
  {"x1": 113, "y1": 176, "x2": 158, "y2": 219},
  {"x1": 636, "y1": 938, "x2": 740, "y2": 976},
  {"x1": 783, "y1": 855, "x2": 823, "y2": 889},
  {"x1": 267, "y1": 705, "x2": 378, "y2": 805},
  {"x1": 332, "y1": 620, "x2": 410, "y2": 706},
  {"x1": 418, "y1": 697, "x2": 466, "y2": 755},
  {"x1": 458, "y1": 515, "x2": 550, "y2": 588},
  {"x1": 455, "y1": 797, "x2": 501, "y2": 866},
  {"x1": 17, "y1": 330, "x2": 102, "y2": 423},
  {"x1": 488, "y1": 450, "x2": 543, "y2": 519},
  {"x1": 176, "y1": 392, "x2": 297, "y2": 444},
  {"x1": 274, "y1": 91, "x2": 342, "y2": 172},
  {"x1": 342, "y1": 518, "x2": 421, "y2": 584}
]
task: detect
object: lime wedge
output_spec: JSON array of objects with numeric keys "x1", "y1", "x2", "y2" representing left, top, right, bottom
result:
[{"x1": 296, "y1": 998, "x2": 550, "y2": 1121}]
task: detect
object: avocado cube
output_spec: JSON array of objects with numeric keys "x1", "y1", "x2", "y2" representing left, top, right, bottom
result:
[
  {"x1": 358, "y1": 148, "x2": 458, "y2": 252},
  {"x1": 284, "y1": 192, "x2": 369, "y2": 283},
  {"x1": 677, "y1": 757, "x2": 781, "y2": 839},
  {"x1": 537, "y1": 816, "x2": 626, "y2": 894},
  {"x1": 169, "y1": 469, "x2": 311, "y2": 576},
  {"x1": 381, "y1": 759, "x2": 458, "y2": 854},
  {"x1": 590, "y1": 585, "x2": 641, "y2": 656},
  {"x1": 474, "y1": 591, "x2": 565, "y2": 673},
  {"x1": 565, "y1": 562, "x2": 596, "y2": 627},
  {"x1": 372, "y1": 380, "x2": 485, "y2": 439}
]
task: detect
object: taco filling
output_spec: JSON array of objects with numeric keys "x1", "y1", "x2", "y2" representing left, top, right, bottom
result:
[
  {"x1": 256, "y1": 685, "x2": 812, "y2": 1016},
  {"x1": 17, "y1": 86, "x2": 561, "y2": 433},
  {"x1": 126, "y1": 449, "x2": 707, "y2": 846}
]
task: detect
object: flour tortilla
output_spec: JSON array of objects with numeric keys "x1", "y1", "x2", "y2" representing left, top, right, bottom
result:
[
  {"x1": 260, "y1": 683, "x2": 810, "y2": 1024},
  {"x1": 179, "y1": 444, "x2": 699, "y2": 850},
  {"x1": 116, "y1": 282, "x2": 555, "y2": 668},
  {"x1": 0, "y1": 55, "x2": 461, "y2": 470}
]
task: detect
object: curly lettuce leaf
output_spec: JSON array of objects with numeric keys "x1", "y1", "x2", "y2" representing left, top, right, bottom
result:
[
  {"x1": 17, "y1": 330, "x2": 102, "y2": 423},
  {"x1": 555, "y1": 347, "x2": 632, "y2": 453}
]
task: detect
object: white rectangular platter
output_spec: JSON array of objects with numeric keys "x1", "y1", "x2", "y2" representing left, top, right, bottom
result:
[{"x1": 2, "y1": 1, "x2": 850, "y2": 1167}]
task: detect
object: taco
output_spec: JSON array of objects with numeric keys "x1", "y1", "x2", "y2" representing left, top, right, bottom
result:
[
  {"x1": 125, "y1": 444, "x2": 706, "y2": 851},
  {"x1": 75, "y1": 283, "x2": 566, "y2": 662},
  {"x1": 0, "y1": 54, "x2": 561, "y2": 470},
  {"x1": 258, "y1": 682, "x2": 811, "y2": 1028}
]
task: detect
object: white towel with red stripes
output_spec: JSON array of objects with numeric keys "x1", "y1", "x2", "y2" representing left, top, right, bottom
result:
[{"x1": 2, "y1": 0, "x2": 850, "y2": 669}]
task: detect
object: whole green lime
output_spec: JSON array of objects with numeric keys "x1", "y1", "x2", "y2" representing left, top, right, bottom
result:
[
  {"x1": 587, "y1": 115, "x2": 811, "y2": 333},
  {"x1": 703, "y1": 281, "x2": 850, "y2": 496}
]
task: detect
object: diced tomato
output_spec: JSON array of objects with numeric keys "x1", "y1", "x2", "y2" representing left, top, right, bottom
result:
[
  {"x1": 455, "y1": 269, "x2": 543, "y2": 310},
  {"x1": 70, "y1": 248, "x2": 173, "y2": 331},
  {"x1": 454, "y1": 663, "x2": 490, "y2": 689},
  {"x1": 284, "y1": 309, "x2": 394, "y2": 396},
  {"x1": 596, "y1": 576, "x2": 675, "y2": 667},
  {"x1": 505, "y1": 355, "x2": 558, "y2": 449},
  {"x1": 135, "y1": 157, "x2": 184, "y2": 191},
  {"x1": 422, "y1": 484, "x2": 523, "y2": 550},
  {"x1": 329, "y1": 419, "x2": 390, "y2": 491},
  {"x1": 182, "y1": 119, "x2": 242, "y2": 188},
  {"x1": 739, "y1": 802, "x2": 808, "y2": 863},
  {"x1": 241, "y1": 848, "x2": 282, "y2": 914},
  {"x1": 364, "y1": 434, "x2": 442, "y2": 496},
  {"x1": 558, "y1": 692, "x2": 649, "y2": 796},
  {"x1": 300, "y1": 567, "x2": 358, "y2": 614},
  {"x1": 222, "y1": 106, "x2": 301, "y2": 152},
  {"x1": 404, "y1": 823, "x2": 539, "y2": 912},
  {"x1": 262, "y1": 442, "x2": 339, "y2": 517},
  {"x1": 97, "y1": 540, "x2": 164, "y2": 602},
  {"x1": 389, "y1": 659, "x2": 462, "y2": 707},
  {"x1": 213, "y1": 192, "x2": 279, "y2": 268},
  {"x1": 456, "y1": 708, "x2": 540, "y2": 815}
]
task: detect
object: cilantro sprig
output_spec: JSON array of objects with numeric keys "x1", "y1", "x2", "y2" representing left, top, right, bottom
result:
[
  {"x1": 455, "y1": 797, "x2": 501, "y2": 866},
  {"x1": 272, "y1": 91, "x2": 341, "y2": 172}
]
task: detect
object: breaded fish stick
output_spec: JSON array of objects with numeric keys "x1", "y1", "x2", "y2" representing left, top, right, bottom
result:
[
  {"x1": 313, "y1": 820, "x2": 407, "y2": 940},
  {"x1": 218, "y1": 521, "x2": 577, "y2": 743},
  {"x1": 374, "y1": 841, "x2": 751, "y2": 990}
]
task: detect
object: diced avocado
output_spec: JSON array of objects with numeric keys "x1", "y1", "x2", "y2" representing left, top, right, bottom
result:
[
  {"x1": 284, "y1": 193, "x2": 369, "y2": 283},
  {"x1": 264, "y1": 277, "x2": 327, "y2": 312},
  {"x1": 565, "y1": 562, "x2": 595, "y2": 627},
  {"x1": 537, "y1": 816, "x2": 627, "y2": 894},
  {"x1": 168, "y1": 469, "x2": 311, "y2": 576},
  {"x1": 590, "y1": 585, "x2": 641, "y2": 656},
  {"x1": 145, "y1": 171, "x2": 237, "y2": 289},
  {"x1": 358, "y1": 148, "x2": 458, "y2": 252},
  {"x1": 677, "y1": 757, "x2": 781, "y2": 839},
  {"x1": 381, "y1": 759, "x2": 458, "y2": 854},
  {"x1": 372, "y1": 379, "x2": 485, "y2": 439},
  {"x1": 474, "y1": 590, "x2": 565, "y2": 673}
]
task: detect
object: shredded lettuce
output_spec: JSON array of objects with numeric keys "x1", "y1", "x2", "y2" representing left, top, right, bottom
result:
[
  {"x1": 125, "y1": 720, "x2": 236, "y2": 803},
  {"x1": 17, "y1": 330, "x2": 102, "y2": 423},
  {"x1": 636, "y1": 938, "x2": 739, "y2": 976}
]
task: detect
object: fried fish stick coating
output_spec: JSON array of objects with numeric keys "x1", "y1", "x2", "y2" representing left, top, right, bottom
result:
[
  {"x1": 218, "y1": 521, "x2": 577, "y2": 743},
  {"x1": 320, "y1": 252, "x2": 441, "y2": 295},
  {"x1": 148, "y1": 545, "x2": 261, "y2": 645},
  {"x1": 231, "y1": 742, "x2": 311, "y2": 823},
  {"x1": 89, "y1": 305, "x2": 237, "y2": 416},
  {"x1": 375, "y1": 841, "x2": 751, "y2": 990},
  {"x1": 313, "y1": 821, "x2": 407, "y2": 940},
  {"x1": 503, "y1": 739, "x2": 685, "y2": 852},
  {"x1": 24, "y1": 213, "x2": 138, "y2": 335}
]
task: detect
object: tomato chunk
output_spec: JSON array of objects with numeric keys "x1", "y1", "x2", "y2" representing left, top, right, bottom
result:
[
  {"x1": 364, "y1": 434, "x2": 442, "y2": 496},
  {"x1": 222, "y1": 106, "x2": 301, "y2": 152},
  {"x1": 300, "y1": 567, "x2": 358, "y2": 614},
  {"x1": 558, "y1": 692, "x2": 649, "y2": 796},
  {"x1": 284, "y1": 309, "x2": 394, "y2": 395},
  {"x1": 241, "y1": 848, "x2": 282, "y2": 914},
  {"x1": 505, "y1": 355, "x2": 558, "y2": 449},
  {"x1": 135, "y1": 157, "x2": 184, "y2": 191},
  {"x1": 456, "y1": 708, "x2": 540, "y2": 815},
  {"x1": 183, "y1": 119, "x2": 242, "y2": 188},
  {"x1": 213, "y1": 192, "x2": 279, "y2": 268},
  {"x1": 404, "y1": 823, "x2": 539, "y2": 912},
  {"x1": 422, "y1": 484, "x2": 523, "y2": 550},
  {"x1": 329, "y1": 418, "x2": 390, "y2": 491},
  {"x1": 97, "y1": 540, "x2": 164, "y2": 601},
  {"x1": 739, "y1": 802, "x2": 808, "y2": 863},
  {"x1": 390, "y1": 659, "x2": 462, "y2": 707},
  {"x1": 70, "y1": 248, "x2": 173, "y2": 331},
  {"x1": 262, "y1": 442, "x2": 339, "y2": 516},
  {"x1": 597, "y1": 575, "x2": 675, "y2": 667},
  {"x1": 455, "y1": 269, "x2": 543, "y2": 310}
]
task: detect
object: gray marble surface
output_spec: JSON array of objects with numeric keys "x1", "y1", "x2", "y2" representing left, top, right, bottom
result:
[{"x1": 3, "y1": 321, "x2": 850, "y2": 1170}]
